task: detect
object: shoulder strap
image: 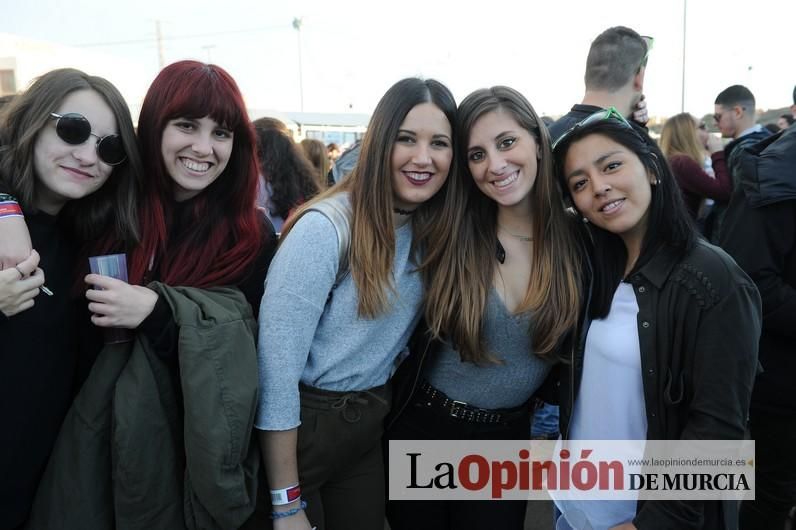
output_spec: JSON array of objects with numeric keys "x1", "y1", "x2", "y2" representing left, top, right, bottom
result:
[{"x1": 293, "y1": 194, "x2": 352, "y2": 284}]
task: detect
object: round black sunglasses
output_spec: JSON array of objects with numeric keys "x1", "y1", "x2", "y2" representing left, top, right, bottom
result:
[{"x1": 50, "y1": 112, "x2": 127, "y2": 166}]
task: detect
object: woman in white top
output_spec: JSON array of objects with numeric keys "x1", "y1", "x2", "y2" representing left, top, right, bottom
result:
[{"x1": 551, "y1": 108, "x2": 760, "y2": 530}]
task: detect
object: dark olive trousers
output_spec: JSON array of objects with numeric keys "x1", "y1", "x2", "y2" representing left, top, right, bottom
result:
[{"x1": 296, "y1": 383, "x2": 391, "y2": 530}]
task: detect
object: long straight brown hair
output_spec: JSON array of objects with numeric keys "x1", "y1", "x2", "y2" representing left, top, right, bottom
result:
[
  {"x1": 423, "y1": 86, "x2": 583, "y2": 362},
  {"x1": 281, "y1": 77, "x2": 458, "y2": 318}
]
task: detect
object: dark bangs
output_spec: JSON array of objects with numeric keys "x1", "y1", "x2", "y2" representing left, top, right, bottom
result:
[{"x1": 162, "y1": 64, "x2": 245, "y2": 130}]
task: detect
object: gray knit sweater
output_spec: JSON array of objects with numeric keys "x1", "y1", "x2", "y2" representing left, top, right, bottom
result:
[{"x1": 255, "y1": 205, "x2": 423, "y2": 431}]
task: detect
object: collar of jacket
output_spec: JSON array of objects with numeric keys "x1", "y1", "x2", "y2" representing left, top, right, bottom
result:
[{"x1": 628, "y1": 244, "x2": 682, "y2": 290}]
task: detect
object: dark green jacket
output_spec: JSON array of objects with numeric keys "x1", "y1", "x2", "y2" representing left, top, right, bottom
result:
[{"x1": 27, "y1": 284, "x2": 260, "y2": 530}]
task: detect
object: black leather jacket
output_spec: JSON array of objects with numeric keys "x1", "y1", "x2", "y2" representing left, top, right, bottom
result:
[{"x1": 559, "y1": 240, "x2": 761, "y2": 529}]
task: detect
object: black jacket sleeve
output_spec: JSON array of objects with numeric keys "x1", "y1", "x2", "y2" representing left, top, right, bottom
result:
[{"x1": 721, "y1": 192, "x2": 796, "y2": 338}]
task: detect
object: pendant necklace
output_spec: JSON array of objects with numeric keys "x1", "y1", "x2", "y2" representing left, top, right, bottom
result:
[{"x1": 498, "y1": 224, "x2": 533, "y2": 242}]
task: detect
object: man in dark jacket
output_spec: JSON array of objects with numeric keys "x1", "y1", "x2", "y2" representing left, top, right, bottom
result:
[
  {"x1": 720, "y1": 119, "x2": 796, "y2": 530},
  {"x1": 548, "y1": 26, "x2": 651, "y2": 143},
  {"x1": 707, "y1": 85, "x2": 771, "y2": 244}
]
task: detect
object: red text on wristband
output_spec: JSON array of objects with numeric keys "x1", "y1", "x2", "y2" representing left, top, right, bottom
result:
[{"x1": 270, "y1": 484, "x2": 302, "y2": 506}]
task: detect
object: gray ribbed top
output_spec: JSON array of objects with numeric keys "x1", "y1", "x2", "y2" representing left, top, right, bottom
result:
[{"x1": 425, "y1": 290, "x2": 551, "y2": 409}]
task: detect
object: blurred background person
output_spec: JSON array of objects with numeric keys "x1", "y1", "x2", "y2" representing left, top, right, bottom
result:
[
  {"x1": 326, "y1": 142, "x2": 340, "y2": 162},
  {"x1": 300, "y1": 138, "x2": 330, "y2": 191},
  {"x1": 660, "y1": 112, "x2": 730, "y2": 232},
  {"x1": 707, "y1": 84, "x2": 770, "y2": 243},
  {"x1": 254, "y1": 116, "x2": 293, "y2": 139},
  {"x1": 777, "y1": 114, "x2": 794, "y2": 131},
  {"x1": 329, "y1": 140, "x2": 361, "y2": 185},
  {"x1": 254, "y1": 125, "x2": 320, "y2": 233}
]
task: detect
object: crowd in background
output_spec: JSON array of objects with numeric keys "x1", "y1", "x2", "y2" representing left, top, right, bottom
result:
[{"x1": 1, "y1": 24, "x2": 794, "y2": 530}]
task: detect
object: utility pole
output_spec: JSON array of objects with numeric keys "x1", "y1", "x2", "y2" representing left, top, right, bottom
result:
[
  {"x1": 681, "y1": 0, "x2": 687, "y2": 113},
  {"x1": 155, "y1": 20, "x2": 165, "y2": 69},
  {"x1": 293, "y1": 17, "x2": 304, "y2": 112}
]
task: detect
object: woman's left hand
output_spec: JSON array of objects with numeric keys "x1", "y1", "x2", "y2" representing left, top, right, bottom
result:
[
  {"x1": 609, "y1": 523, "x2": 637, "y2": 530},
  {"x1": 85, "y1": 274, "x2": 158, "y2": 329}
]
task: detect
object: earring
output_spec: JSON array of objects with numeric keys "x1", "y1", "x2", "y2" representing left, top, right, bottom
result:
[
  {"x1": 582, "y1": 216, "x2": 589, "y2": 224},
  {"x1": 651, "y1": 178, "x2": 660, "y2": 186}
]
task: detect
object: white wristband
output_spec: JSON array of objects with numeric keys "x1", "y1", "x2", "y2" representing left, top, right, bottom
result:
[{"x1": 270, "y1": 484, "x2": 301, "y2": 506}]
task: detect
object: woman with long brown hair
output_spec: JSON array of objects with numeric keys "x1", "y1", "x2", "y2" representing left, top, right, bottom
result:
[
  {"x1": 385, "y1": 86, "x2": 583, "y2": 530},
  {"x1": 255, "y1": 77, "x2": 457, "y2": 530}
]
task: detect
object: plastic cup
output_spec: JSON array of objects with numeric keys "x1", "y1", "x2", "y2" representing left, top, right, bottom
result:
[{"x1": 88, "y1": 253, "x2": 133, "y2": 344}]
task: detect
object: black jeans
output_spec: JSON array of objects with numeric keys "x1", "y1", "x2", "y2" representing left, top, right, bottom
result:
[
  {"x1": 385, "y1": 391, "x2": 531, "y2": 530},
  {"x1": 740, "y1": 411, "x2": 796, "y2": 530}
]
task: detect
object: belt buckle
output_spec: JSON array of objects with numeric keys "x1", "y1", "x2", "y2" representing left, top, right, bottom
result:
[{"x1": 449, "y1": 400, "x2": 468, "y2": 419}]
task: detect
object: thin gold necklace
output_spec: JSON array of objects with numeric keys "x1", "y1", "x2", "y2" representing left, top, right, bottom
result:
[{"x1": 498, "y1": 224, "x2": 533, "y2": 242}]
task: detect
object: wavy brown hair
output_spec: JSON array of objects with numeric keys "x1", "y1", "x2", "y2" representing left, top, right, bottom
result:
[
  {"x1": 255, "y1": 127, "x2": 320, "y2": 219},
  {"x1": 282, "y1": 77, "x2": 458, "y2": 318},
  {"x1": 424, "y1": 86, "x2": 583, "y2": 362}
]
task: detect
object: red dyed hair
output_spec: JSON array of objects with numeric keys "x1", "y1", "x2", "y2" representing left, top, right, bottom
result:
[{"x1": 127, "y1": 60, "x2": 264, "y2": 287}]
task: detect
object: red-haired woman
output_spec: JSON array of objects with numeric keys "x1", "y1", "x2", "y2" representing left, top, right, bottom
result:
[{"x1": 25, "y1": 61, "x2": 276, "y2": 529}]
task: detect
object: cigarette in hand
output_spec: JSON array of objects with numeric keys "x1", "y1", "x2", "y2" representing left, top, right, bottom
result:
[{"x1": 40, "y1": 285, "x2": 54, "y2": 296}]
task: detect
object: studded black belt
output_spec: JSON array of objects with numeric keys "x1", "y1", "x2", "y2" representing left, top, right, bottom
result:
[{"x1": 416, "y1": 381, "x2": 529, "y2": 424}]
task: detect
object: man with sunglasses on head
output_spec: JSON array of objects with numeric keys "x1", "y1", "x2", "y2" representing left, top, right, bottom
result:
[
  {"x1": 547, "y1": 26, "x2": 652, "y2": 145},
  {"x1": 704, "y1": 85, "x2": 771, "y2": 244}
]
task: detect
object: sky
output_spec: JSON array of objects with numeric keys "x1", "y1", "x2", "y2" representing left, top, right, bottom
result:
[{"x1": 3, "y1": 0, "x2": 794, "y2": 119}]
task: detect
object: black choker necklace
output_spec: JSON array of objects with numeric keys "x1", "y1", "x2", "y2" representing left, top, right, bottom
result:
[{"x1": 393, "y1": 207, "x2": 416, "y2": 215}]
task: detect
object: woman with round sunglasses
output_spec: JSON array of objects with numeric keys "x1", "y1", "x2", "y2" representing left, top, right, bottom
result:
[
  {"x1": 384, "y1": 86, "x2": 583, "y2": 530},
  {"x1": 0, "y1": 68, "x2": 141, "y2": 529},
  {"x1": 550, "y1": 109, "x2": 761, "y2": 530},
  {"x1": 256, "y1": 77, "x2": 456, "y2": 530},
  {"x1": 660, "y1": 113, "x2": 731, "y2": 226}
]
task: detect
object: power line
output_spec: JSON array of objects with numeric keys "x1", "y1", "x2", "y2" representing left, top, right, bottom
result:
[{"x1": 73, "y1": 24, "x2": 287, "y2": 48}]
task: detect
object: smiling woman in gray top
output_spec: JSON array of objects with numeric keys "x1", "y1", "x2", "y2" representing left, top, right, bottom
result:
[
  {"x1": 255, "y1": 77, "x2": 459, "y2": 530},
  {"x1": 385, "y1": 86, "x2": 584, "y2": 530}
]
